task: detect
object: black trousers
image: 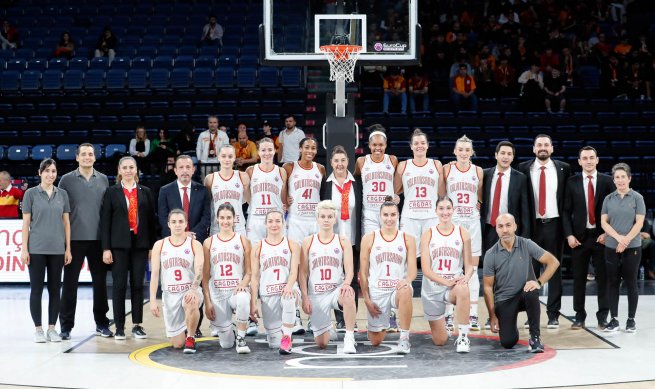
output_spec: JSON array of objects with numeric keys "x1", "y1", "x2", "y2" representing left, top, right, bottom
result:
[
  {"x1": 495, "y1": 289, "x2": 541, "y2": 349},
  {"x1": 532, "y1": 219, "x2": 563, "y2": 320},
  {"x1": 482, "y1": 224, "x2": 499, "y2": 260},
  {"x1": 60, "y1": 240, "x2": 110, "y2": 331},
  {"x1": 28, "y1": 254, "x2": 64, "y2": 327},
  {"x1": 571, "y1": 231, "x2": 609, "y2": 323},
  {"x1": 111, "y1": 245, "x2": 148, "y2": 330},
  {"x1": 605, "y1": 247, "x2": 641, "y2": 319},
  {"x1": 334, "y1": 246, "x2": 360, "y2": 323}
]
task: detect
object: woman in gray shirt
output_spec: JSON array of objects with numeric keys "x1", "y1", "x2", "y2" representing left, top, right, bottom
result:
[
  {"x1": 21, "y1": 159, "x2": 72, "y2": 343},
  {"x1": 601, "y1": 163, "x2": 646, "y2": 333}
]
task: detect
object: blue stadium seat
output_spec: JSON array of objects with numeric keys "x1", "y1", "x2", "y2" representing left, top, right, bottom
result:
[
  {"x1": 237, "y1": 67, "x2": 257, "y2": 88},
  {"x1": 193, "y1": 68, "x2": 214, "y2": 88},
  {"x1": 111, "y1": 57, "x2": 131, "y2": 69},
  {"x1": 105, "y1": 143, "x2": 127, "y2": 158},
  {"x1": 7, "y1": 146, "x2": 30, "y2": 161},
  {"x1": 131, "y1": 56, "x2": 152, "y2": 70},
  {"x1": 42, "y1": 70, "x2": 63, "y2": 91},
  {"x1": 239, "y1": 55, "x2": 259, "y2": 66},
  {"x1": 281, "y1": 67, "x2": 300, "y2": 87},
  {"x1": 127, "y1": 69, "x2": 148, "y2": 90},
  {"x1": 106, "y1": 69, "x2": 126, "y2": 90},
  {"x1": 174, "y1": 55, "x2": 195, "y2": 69},
  {"x1": 89, "y1": 57, "x2": 110, "y2": 70},
  {"x1": 48, "y1": 58, "x2": 68, "y2": 71},
  {"x1": 259, "y1": 67, "x2": 279, "y2": 87},
  {"x1": 14, "y1": 48, "x2": 33, "y2": 59},
  {"x1": 68, "y1": 57, "x2": 88, "y2": 71},
  {"x1": 56, "y1": 144, "x2": 77, "y2": 160},
  {"x1": 215, "y1": 68, "x2": 235, "y2": 87},
  {"x1": 170, "y1": 68, "x2": 191, "y2": 88},
  {"x1": 27, "y1": 58, "x2": 47, "y2": 71},
  {"x1": 63, "y1": 70, "x2": 84, "y2": 92},
  {"x1": 0, "y1": 145, "x2": 4, "y2": 160},
  {"x1": 1, "y1": 70, "x2": 20, "y2": 93},
  {"x1": 149, "y1": 68, "x2": 170, "y2": 90},
  {"x1": 85, "y1": 69, "x2": 105, "y2": 91},
  {"x1": 153, "y1": 55, "x2": 173, "y2": 69},
  {"x1": 31, "y1": 145, "x2": 53, "y2": 160},
  {"x1": 20, "y1": 70, "x2": 41, "y2": 91},
  {"x1": 194, "y1": 56, "x2": 216, "y2": 68},
  {"x1": 157, "y1": 45, "x2": 178, "y2": 57},
  {"x1": 6, "y1": 59, "x2": 27, "y2": 71}
]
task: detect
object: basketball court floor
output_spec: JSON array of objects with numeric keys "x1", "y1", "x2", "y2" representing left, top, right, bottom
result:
[{"x1": 1, "y1": 282, "x2": 654, "y2": 389}]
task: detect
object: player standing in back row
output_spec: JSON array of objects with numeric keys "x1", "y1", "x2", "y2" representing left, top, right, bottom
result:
[
  {"x1": 444, "y1": 135, "x2": 484, "y2": 331},
  {"x1": 149, "y1": 209, "x2": 204, "y2": 354},
  {"x1": 355, "y1": 125, "x2": 399, "y2": 236}
]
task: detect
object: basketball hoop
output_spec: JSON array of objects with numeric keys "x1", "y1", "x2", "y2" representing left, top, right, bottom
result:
[{"x1": 319, "y1": 44, "x2": 362, "y2": 83}]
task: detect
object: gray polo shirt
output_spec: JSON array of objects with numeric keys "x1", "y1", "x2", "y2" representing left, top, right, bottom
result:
[
  {"x1": 59, "y1": 168, "x2": 109, "y2": 240},
  {"x1": 601, "y1": 189, "x2": 646, "y2": 249},
  {"x1": 22, "y1": 186, "x2": 70, "y2": 255},
  {"x1": 482, "y1": 236, "x2": 546, "y2": 303}
]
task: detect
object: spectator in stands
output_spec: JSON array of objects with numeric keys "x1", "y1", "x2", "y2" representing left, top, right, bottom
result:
[
  {"x1": 257, "y1": 120, "x2": 279, "y2": 161},
  {"x1": 150, "y1": 128, "x2": 175, "y2": 173},
  {"x1": 128, "y1": 126, "x2": 150, "y2": 173},
  {"x1": 174, "y1": 124, "x2": 196, "y2": 155},
  {"x1": 382, "y1": 68, "x2": 407, "y2": 115},
  {"x1": 21, "y1": 159, "x2": 72, "y2": 343},
  {"x1": 1, "y1": 19, "x2": 19, "y2": 49},
  {"x1": 94, "y1": 27, "x2": 117, "y2": 64},
  {"x1": 196, "y1": 115, "x2": 229, "y2": 175},
  {"x1": 201, "y1": 14, "x2": 223, "y2": 47},
  {"x1": 451, "y1": 63, "x2": 478, "y2": 112},
  {"x1": 540, "y1": 48, "x2": 560, "y2": 72},
  {"x1": 625, "y1": 61, "x2": 647, "y2": 101},
  {"x1": 225, "y1": 124, "x2": 237, "y2": 144},
  {"x1": 407, "y1": 69, "x2": 430, "y2": 113},
  {"x1": 278, "y1": 114, "x2": 305, "y2": 164},
  {"x1": 544, "y1": 68, "x2": 567, "y2": 114},
  {"x1": 232, "y1": 129, "x2": 258, "y2": 171},
  {"x1": 600, "y1": 55, "x2": 626, "y2": 100},
  {"x1": 561, "y1": 47, "x2": 577, "y2": 86},
  {"x1": 518, "y1": 63, "x2": 544, "y2": 111},
  {"x1": 0, "y1": 171, "x2": 23, "y2": 218},
  {"x1": 54, "y1": 32, "x2": 75, "y2": 59},
  {"x1": 473, "y1": 56, "x2": 495, "y2": 101},
  {"x1": 493, "y1": 56, "x2": 517, "y2": 98},
  {"x1": 159, "y1": 156, "x2": 177, "y2": 188}
]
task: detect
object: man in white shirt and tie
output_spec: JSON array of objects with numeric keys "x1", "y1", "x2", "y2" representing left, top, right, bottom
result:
[{"x1": 518, "y1": 134, "x2": 571, "y2": 329}]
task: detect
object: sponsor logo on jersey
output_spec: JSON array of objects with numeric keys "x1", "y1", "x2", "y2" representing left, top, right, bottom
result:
[
  {"x1": 429, "y1": 169, "x2": 434, "y2": 174},
  {"x1": 455, "y1": 240, "x2": 460, "y2": 246},
  {"x1": 334, "y1": 248, "x2": 340, "y2": 254},
  {"x1": 398, "y1": 246, "x2": 404, "y2": 252},
  {"x1": 283, "y1": 249, "x2": 289, "y2": 254},
  {"x1": 184, "y1": 249, "x2": 190, "y2": 254}
]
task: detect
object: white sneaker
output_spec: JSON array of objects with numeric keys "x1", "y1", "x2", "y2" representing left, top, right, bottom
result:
[
  {"x1": 343, "y1": 334, "x2": 357, "y2": 354},
  {"x1": 211, "y1": 328, "x2": 219, "y2": 337},
  {"x1": 235, "y1": 335, "x2": 251, "y2": 354},
  {"x1": 46, "y1": 329, "x2": 62, "y2": 342},
  {"x1": 456, "y1": 334, "x2": 470, "y2": 353},
  {"x1": 246, "y1": 319, "x2": 258, "y2": 336},
  {"x1": 34, "y1": 330, "x2": 46, "y2": 343},
  {"x1": 397, "y1": 337, "x2": 411, "y2": 354}
]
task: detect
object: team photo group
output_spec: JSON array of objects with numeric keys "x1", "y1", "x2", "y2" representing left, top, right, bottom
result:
[{"x1": 21, "y1": 122, "x2": 646, "y2": 359}]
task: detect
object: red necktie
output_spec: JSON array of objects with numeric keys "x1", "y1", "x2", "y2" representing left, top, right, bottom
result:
[
  {"x1": 335, "y1": 180, "x2": 352, "y2": 221},
  {"x1": 587, "y1": 176, "x2": 595, "y2": 225},
  {"x1": 182, "y1": 187, "x2": 190, "y2": 231},
  {"x1": 490, "y1": 172, "x2": 504, "y2": 227},
  {"x1": 538, "y1": 166, "x2": 546, "y2": 217}
]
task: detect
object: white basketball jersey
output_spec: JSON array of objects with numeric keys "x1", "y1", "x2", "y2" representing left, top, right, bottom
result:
[
  {"x1": 288, "y1": 161, "x2": 322, "y2": 218},
  {"x1": 160, "y1": 237, "x2": 196, "y2": 294},
  {"x1": 361, "y1": 154, "x2": 395, "y2": 213},
  {"x1": 422, "y1": 225, "x2": 464, "y2": 295},
  {"x1": 446, "y1": 164, "x2": 481, "y2": 220},
  {"x1": 208, "y1": 232, "x2": 246, "y2": 299},
  {"x1": 401, "y1": 159, "x2": 440, "y2": 219},
  {"x1": 249, "y1": 164, "x2": 284, "y2": 217},
  {"x1": 368, "y1": 230, "x2": 407, "y2": 291},
  {"x1": 210, "y1": 171, "x2": 246, "y2": 231},
  {"x1": 307, "y1": 234, "x2": 345, "y2": 295},
  {"x1": 259, "y1": 237, "x2": 292, "y2": 296}
]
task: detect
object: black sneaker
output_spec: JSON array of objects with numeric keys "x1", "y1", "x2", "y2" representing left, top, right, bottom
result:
[
  {"x1": 528, "y1": 336, "x2": 544, "y2": 353},
  {"x1": 132, "y1": 325, "x2": 148, "y2": 339},
  {"x1": 603, "y1": 318, "x2": 619, "y2": 332},
  {"x1": 625, "y1": 318, "x2": 636, "y2": 333},
  {"x1": 115, "y1": 329, "x2": 126, "y2": 340},
  {"x1": 336, "y1": 320, "x2": 346, "y2": 333},
  {"x1": 195, "y1": 329, "x2": 203, "y2": 338},
  {"x1": 597, "y1": 320, "x2": 608, "y2": 330},
  {"x1": 95, "y1": 325, "x2": 114, "y2": 338},
  {"x1": 523, "y1": 320, "x2": 530, "y2": 329},
  {"x1": 484, "y1": 318, "x2": 491, "y2": 330},
  {"x1": 60, "y1": 330, "x2": 71, "y2": 340},
  {"x1": 547, "y1": 319, "x2": 559, "y2": 329},
  {"x1": 570, "y1": 320, "x2": 584, "y2": 330}
]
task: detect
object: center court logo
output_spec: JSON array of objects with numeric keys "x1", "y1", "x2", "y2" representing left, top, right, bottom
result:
[{"x1": 373, "y1": 42, "x2": 408, "y2": 52}]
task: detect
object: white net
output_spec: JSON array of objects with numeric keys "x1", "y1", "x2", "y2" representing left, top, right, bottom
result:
[{"x1": 319, "y1": 45, "x2": 362, "y2": 83}]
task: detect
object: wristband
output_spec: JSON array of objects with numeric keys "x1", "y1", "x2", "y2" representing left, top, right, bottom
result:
[{"x1": 536, "y1": 280, "x2": 542, "y2": 287}]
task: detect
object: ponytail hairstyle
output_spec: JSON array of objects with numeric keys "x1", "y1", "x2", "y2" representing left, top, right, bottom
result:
[{"x1": 379, "y1": 195, "x2": 399, "y2": 213}]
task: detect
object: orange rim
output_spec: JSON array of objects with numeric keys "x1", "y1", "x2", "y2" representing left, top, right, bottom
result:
[{"x1": 320, "y1": 44, "x2": 362, "y2": 61}]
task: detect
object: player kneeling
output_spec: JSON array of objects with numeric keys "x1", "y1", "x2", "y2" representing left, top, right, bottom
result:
[
  {"x1": 203, "y1": 203, "x2": 252, "y2": 354},
  {"x1": 360, "y1": 197, "x2": 417, "y2": 354},
  {"x1": 299, "y1": 200, "x2": 357, "y2": 353},
  {"x1": 150, "y1": 209, "x2": 204, "y2": 354},
  {"x1": 251, "y1": 210, "x2": 301, "y2": 354},
  {"x1": 420, "y1": 196, "x2": 474, "y2": 353}
]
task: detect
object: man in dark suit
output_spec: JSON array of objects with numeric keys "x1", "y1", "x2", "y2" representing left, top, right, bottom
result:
[
  {"x1": 562, "y1": 146, "x2": 613, "y2": 330},
  {"x1": 157, "y1": 155, "x2": 211, "y2": 241},
  {"x1": 481, "y1": 141, "x2": 531, "y2": 251},
  {"x1": 157, "y1": 154, "x2": 211, "y2": 337},
  {"x1": 518, "y1": 134, "x2": 572, "y2": 329}
]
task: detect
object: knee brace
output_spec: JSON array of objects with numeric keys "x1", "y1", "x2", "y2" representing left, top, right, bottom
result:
[
  {"x1": 281, "y1": 295, "x2": 296, "y2": 325},
  {"x1": 468, "y1": 266, "x2": 480, "y2": 302},
  {"x1": 218, "y1": 328, "x2": 235, "y2": 348},
  {"x1": 234, "y1": 292, "x2": 250, "y2": 324}
]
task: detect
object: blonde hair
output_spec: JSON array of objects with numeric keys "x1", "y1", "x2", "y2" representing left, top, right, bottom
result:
[
  {"x1": 454, "y1": 134, "x2": 476, "y2": 156},
  {"x1": 265, "y1": 209, "x2": 285, "y2": 223},
  {"x1": 316, "y1": 200, "x2": 338, "y2": 218}
]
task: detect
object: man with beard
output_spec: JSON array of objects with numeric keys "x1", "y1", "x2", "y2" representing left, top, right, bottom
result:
[{"x1": 518, "y1": 135, "x2": 571, "y2": 329}]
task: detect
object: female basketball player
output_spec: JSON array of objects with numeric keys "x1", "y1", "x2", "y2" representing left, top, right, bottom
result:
[
  {"x1": 420, "y1": 196, "x2": 473, "y2": 353},
  {"x1": 299, "y1": 200, "x2": 357, "y2": 353},
  {"x1": 443, "y1": 135, "x2": 484, "y2": 331},
  {"x1": 284, "y1": 137, "x2": 326, "y2": 243},
  {"x1": 203, "y1": 203, "x2": 252, "y2": 354},
  {"x1": 150, "y1": 209, "x2": 204, "y2": 354},
  {"x1": 250, "y1": 210, "x2": 300, "y2": 354},
  {"x1": 394, "y1": 128, "x2": 445, "y2": 255},
  {"x1": 354, "y1": 125, "x2": 399, "y2": 236},
  {"x1": 246, "y1": 138, "x2": 287, "y2": 243},
  {"x1": 359, "y1": 196, "x2": 417, "y2": 354},
  {"x1": 204, "y1": 145, "x2": 251, "y2": 235}
]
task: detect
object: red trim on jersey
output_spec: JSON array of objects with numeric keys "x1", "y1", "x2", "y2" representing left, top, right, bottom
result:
[
  {"x1": 411, "y1": 159, "x2": 429, "y2": 168},
  {"x1": 338, "y1": 235, "x2": 344, "y2": 251},
  {"x1": 156, "y1": 239, "x2": 164, "y2": 259},
  {"x1": 217, "y1": 231, "x2": 236, "y2": 242},
  {"x1": 277, "y1": 166, "x2": 284, "y2": 180},
  {"x1": 307, "y1": 234, "x2": 315, "y2": 255},
  {"x1": 191, "y1": 238, "x2": 196, "y2": 256},
  {"x1": 454, "y1": 162, "x2": 472, "y2": 173},
  {"x1": 208, "y1": 172, "x2": 215, "y2": 187},
  {"x1": 475, "y1": 165, "x2": 482, "y2": 181},
  {"x1": 458, "y1": 225, "x2": 464, "y2": 242},
  {"x1": 402, "y1": 232, "x2": 408, "y2": 253},
  {"x1": 265, "y1": 236, "x2": 285, "y2": 246},
  {"x1": 167, "y1": 236, "x2": 187, "y2": 247},
  {"x1": 238, "y1": 171, "x2": 245, "y2": 187},
  {"x1": 369, "y1": 154, "x2": 387, "y2": 164},
  {"x1": 444, "y1": 163, "x2": 451, "y2": 180},
  {"x1": 316, "y1": 232, "x2": 336, "y2": 245},
  {"x1": 286, "y1": 237, "x2": 292, "y2": 253},
  {"x1": 436, "y1": 223, "x2": 456, "y2": 237},
  {"x1": 219, "y1": 170, "x2": 235, "y2": 181},
  {"x1": 257, "y1": 163, "x2": 276, "y2": 174},
  {"x1": 239, "y1": 234, "x2": 246, "y2": 250},
  {"x1": 297, "y1": 161, "x2": 315, "y2": 171},
  {"x1": 380, "y1": 229, "x2": 399, "y2": 243},
  {"x1": 397, "y1": 160, "x2": 407, "y2": 175}
]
